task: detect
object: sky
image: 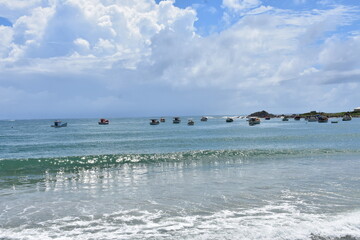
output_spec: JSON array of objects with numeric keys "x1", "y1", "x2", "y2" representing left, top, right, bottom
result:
[{"x1": 0, "y1": 0, "x2": 359, "y2": 119}]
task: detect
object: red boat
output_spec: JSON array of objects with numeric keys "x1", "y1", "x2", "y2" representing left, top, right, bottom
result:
[{"x1": 98, "y1": 118, "x2": 109, "y2": 125}]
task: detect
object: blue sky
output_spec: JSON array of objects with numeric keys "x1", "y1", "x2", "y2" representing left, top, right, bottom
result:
[{"x1": 0, "y1": 0, "x2": 360, "y2": 119}]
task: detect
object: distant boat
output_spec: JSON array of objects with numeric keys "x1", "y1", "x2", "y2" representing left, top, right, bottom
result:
[
  {"x1": 51, "y1": 120, "x2": 67, "y2": 128},
  {"x1": 160, "y1": 118, "x2": 165, "y2": 122},
  {"x1": 226, "y1": 117, "x2": 234, "y2": 122},
  {"x1": 188, "y1": 119, "x2": 195, "y2": 125},
  {"x1": 282, "y1": 117, "x2": 289, "y2": 121},
  {"x1": 150, "y1": 119, "x2": 160, "y2": 125},
  {"x1": 265, "y1": 117, "x2": 271, "y2": 120},
  {"x1": 98, "y1": 118, "x2": 109, "y2": 125},
  {"x1": 306, "y1": 116, "x2": 318, "y2": 122},
  {"x1": 342, "y1": 115, "x2": 352, "y2": 121},
  {"x1": 173, "y1": 117, "x2": 181, "y2": 124},
  {"x1": 200, "y1": 116, "x2": 208, "y2": 122},
  {"x1": 294, "y1": 116, "x2": 301, "y2": 121},
  {"x1": 248, "y1": 117, "x2": 260, "y2": 126},
  {"x1": 318, "y1": 116, "x2": 328, "y2": 123},
  {"x1": 331, "y1": 120, "x2": 338, "y2": 124}
]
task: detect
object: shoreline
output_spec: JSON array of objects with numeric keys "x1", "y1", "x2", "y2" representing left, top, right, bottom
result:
[{"x1": 248, "y1": 110, "x2": 360, "y2": 118}]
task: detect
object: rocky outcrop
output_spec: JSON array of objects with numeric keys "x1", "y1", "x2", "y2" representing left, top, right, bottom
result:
[{"x1": 247, "y1": 110, "x2": 275, "y2": 118}]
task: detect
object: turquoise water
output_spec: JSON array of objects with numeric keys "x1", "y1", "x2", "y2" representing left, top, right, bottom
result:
[{"x1": 1, "y1": 117, "x2": 360, "y2": 239}]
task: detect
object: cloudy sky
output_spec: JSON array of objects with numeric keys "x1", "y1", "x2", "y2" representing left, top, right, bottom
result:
[{"x1": 0, "y1": 0, "x2": 359, "y2": 119}]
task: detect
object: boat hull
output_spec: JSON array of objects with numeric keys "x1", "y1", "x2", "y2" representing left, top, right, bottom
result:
[
  {"x1": 51, "y1": 123, "x2": 67, "y2": 128},
  {"x1": 248, "y1": 117, "x2": 260, "y2": 126},
  {"x1": 318, "y1": 118, "x2": 328, "y2": 123}
]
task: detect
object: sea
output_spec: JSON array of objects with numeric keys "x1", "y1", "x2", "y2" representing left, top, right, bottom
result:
[{"x1": 0, "y1": 116, "x2": 359, "y2": 240}]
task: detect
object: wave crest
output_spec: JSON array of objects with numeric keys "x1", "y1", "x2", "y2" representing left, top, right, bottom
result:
[{"x1": 0, "y1": 148, "x2": 358, "y2": 176}]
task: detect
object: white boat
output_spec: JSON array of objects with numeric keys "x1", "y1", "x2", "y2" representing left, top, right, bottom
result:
[
  {"x1": 150, "y1": 119, "x2": 160, "y2": 125},
  {"x1": 188, "y1": 119, "x2": 195, "y2": 125},
  {"x1": 342, "y1": 115, "x2": 352, "y2": 121},
  {"x1": 51, "y1": 120, "x2": 67, "y2": 128},
  {"x1": 173, "y1": 117, "x2": 181, "y2": 124},
  {"x1": 248, "y1": 117, "x2": 260, "y2": 126}
]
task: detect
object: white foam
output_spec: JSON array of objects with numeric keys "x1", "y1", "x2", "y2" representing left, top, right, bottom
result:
[{"x1": 1, "y1": 205, "x2": 359, "y2": 240}]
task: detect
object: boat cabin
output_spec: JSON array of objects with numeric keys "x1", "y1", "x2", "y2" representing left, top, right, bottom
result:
[
  {"x1": 173, "y1": 117, "x2": 181, "y2": 124},
  {"x1": 98, "y1": 118, "x2": 109, "y2": 125}
]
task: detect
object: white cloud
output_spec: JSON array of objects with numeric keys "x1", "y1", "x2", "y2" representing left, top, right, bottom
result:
[
  {"x1": 247, "y1": 5, "x2": 273, "y2": 15},
  {"x1": 74, "y1": 38, "x2": 90, "y2": 49},
  {"x1": 222, "y1": 0, "x2": 262, "y2": 11},
  {"x1": 0, "y1": 0, "x2": 196, "y2": 65},
  {"x1": 319, "y1": 35, "x2": 360, "y2": 73},
  {"x1": 0, "y1": 0, "x2": 360, "y2": 118},
  {"x1": 0, "y1": 0, "x2": 42, "y2": 10},
  {"x1": 0, "y1": 26, "x2": 13, "y2": 58},
  {"x1": 10, "y1": 5, "x2": 55, "y2": 59}
]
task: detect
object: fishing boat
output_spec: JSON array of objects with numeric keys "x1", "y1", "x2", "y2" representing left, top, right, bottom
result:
[
  {"x1": 160, "y1": 118, "x2": 165, "y2": 122},
  {"x1": 51, "y1": 120, "x2": 67, "y2": 128},
  {"x1": 173, "y1": 117, "x2": 181, "y2": 124},
  {"x1": 306, "y1": 116, "x2": 318, "y2": 122},
  {"x1": 200, "y1": 116, "x2": 208, "y2": 122},
  {"x1": 150, "y1": 119, "x2": 160, "y2": 125},
  {"x1": 188, "y1": 119, "x2": 195, "y2": 125},
  {"x1": 318, "y1": 116, "x2": 328, "y2": 123},
  {"x1": 226, "y1": 117, "x2": 234, "y2": 122},
  {"x1": 248, "y1": 117, "x2": 260, "y2": 126},
  {"x1": 98, "y1": 118, "x2": 109, "y2": 125},
  {"x1": 342, "y1": 114, "x2": 352, "y2": 121}
]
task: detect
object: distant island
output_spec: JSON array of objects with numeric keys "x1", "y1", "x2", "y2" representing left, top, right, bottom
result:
[
  {"x1": 248, "y1": 109, "x2": 360, "y2": 118},
  {"x1": 248, "y1": 110, "x2": 276, "y2": 118}
]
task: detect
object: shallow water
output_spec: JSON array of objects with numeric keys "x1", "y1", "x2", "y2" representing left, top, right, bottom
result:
[{"x1": 1, "y1": 117, "x2": 360, "y2": 239}]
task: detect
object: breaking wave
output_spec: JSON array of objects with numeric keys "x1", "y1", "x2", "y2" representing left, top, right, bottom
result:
[{"x1": 1, "y1": 148, "x2": 359, "y2": 175}]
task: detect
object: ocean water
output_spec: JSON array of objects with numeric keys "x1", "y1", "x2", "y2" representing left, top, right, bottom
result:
[{"x1": 0, "y1": 117, "x2": 360, "y2": 240}]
